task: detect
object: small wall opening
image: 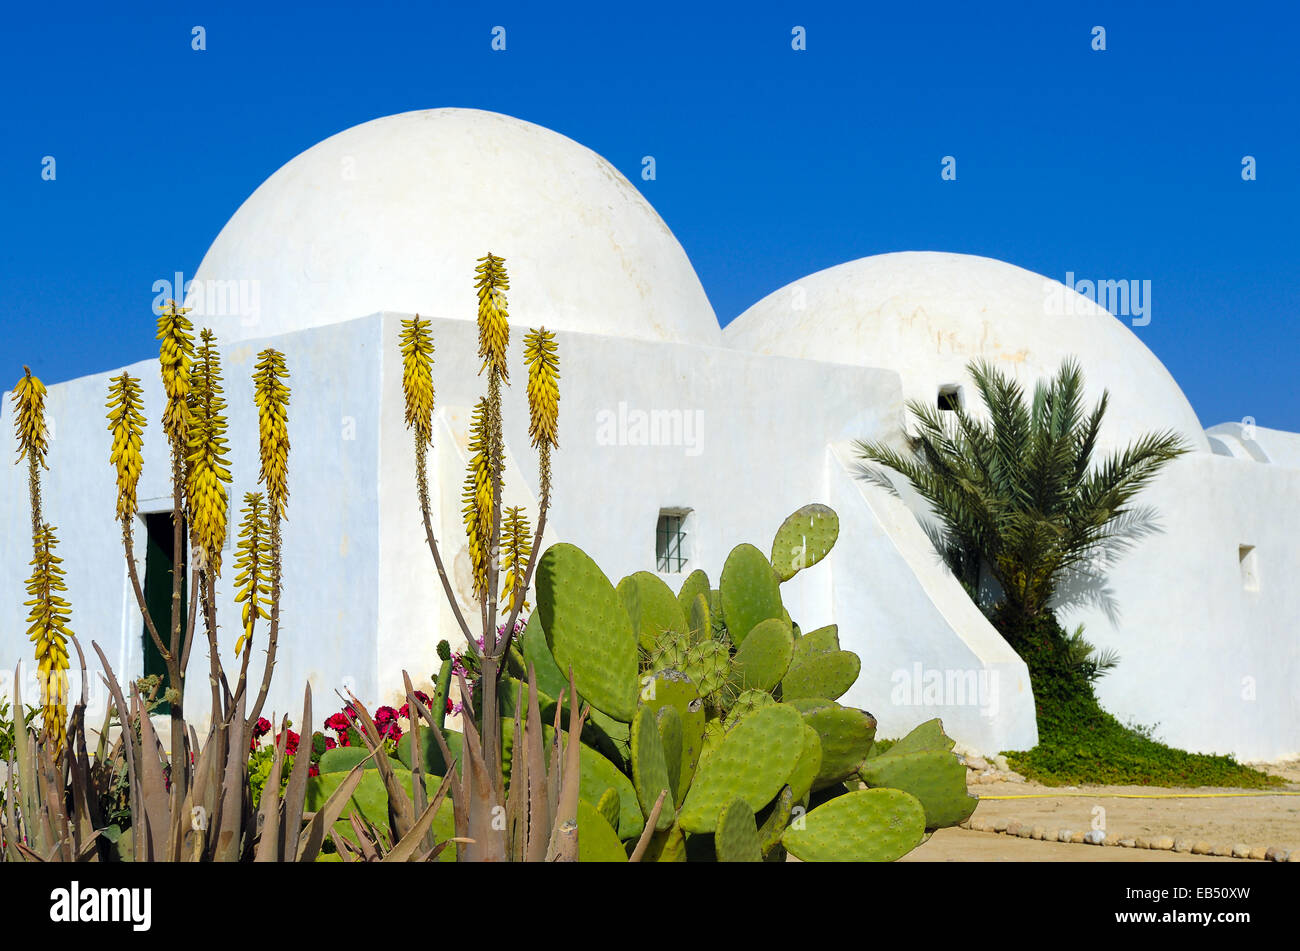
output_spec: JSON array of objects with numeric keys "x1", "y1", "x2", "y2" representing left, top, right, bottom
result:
[
  {"x1": 937, "y1": 384, "x2": 963, "y2": 412},
  {"x1": 656, "y1": 509, "x2": 691, "y2": 574},
  {"x1": 1238, "y1": 545, "x2": 1259, "y2": 592},
  {"x1": 141, "y1": 512, "x2": 187, "y2": 712}
]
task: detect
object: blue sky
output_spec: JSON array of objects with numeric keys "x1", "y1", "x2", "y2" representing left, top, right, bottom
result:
[{"x1": 2, "y1": 1, "x2": 1296, "y2": 430}]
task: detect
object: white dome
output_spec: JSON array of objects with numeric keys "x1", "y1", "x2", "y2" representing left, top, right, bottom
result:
[
  {"x1": 725, "y1": 252, "x2": 1209, "y2": 452},
  {"x1": 190, "y1": 109, "x2": 720, "y2": 346}
]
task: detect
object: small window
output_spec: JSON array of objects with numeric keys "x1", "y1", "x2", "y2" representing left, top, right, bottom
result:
[
  {"x1": 938, "y1": 385, "x2": 962, "y2": 412},
  {"x1": 656, "y1": 510, "x2": 690, "y2": 574},
  {"x1": 141, "y1": 512, "x2": 187, "y2": 713},
  {"x1": 1239, "y1": 545, "x2": 1259, "y2": 592}
]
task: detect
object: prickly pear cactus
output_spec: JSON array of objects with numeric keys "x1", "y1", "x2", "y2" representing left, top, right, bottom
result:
[
  {"x1": 770, "y1": 503, "x2": 839, "y2": 582},
  {"x1": 715, "y1": 798, "x2": 763, "y2": 862},
  {"x1": 678, "y1": 704, "x2": 805, "y2": 833},
  {"x1": 536, "y1": 543, "x2": 639, "y2": 721},
  {"x1": 619, "y1": 570, "x2": 688, "y2": 650},
  {"x1": 718, "y1": 543, "x2": 784, "y2": 645},
  {"x1": 523, "y1": 505, "x2": 975, "y2": 862},
  {"x1": 781, "y1": 787, "x2": 927, "y2": 862},
  {"x1": 646, "y1": 627, "x2": 691, "y2": 673},
  {"x1": 677, "y1": 569, "x2": 710, "y2": 620},
  {"x1": 731, "y1": 617, "x2": 794, "y2": 692},
  {"x1": 683, "y1": 640, "x2": 733, "y2": 701}
]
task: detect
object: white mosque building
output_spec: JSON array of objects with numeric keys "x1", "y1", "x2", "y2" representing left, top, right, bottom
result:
[{"x1": 3, "y1": 109, "x2": 1296, "y2": 761}]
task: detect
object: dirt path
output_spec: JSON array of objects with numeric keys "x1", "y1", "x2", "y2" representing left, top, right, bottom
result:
[{"x1": 901, "y1": 772, "x2": 1300, "y2": 861}]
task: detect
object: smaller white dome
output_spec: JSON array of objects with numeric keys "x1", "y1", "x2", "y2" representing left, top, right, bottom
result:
[{"x1": 725, "y1": 252, "x2": 1209, "y2": 453}]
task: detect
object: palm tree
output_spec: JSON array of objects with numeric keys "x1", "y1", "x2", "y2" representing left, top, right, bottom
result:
[{"x1": 855, "y1": 358, "x2": 1188, "y2": 635}]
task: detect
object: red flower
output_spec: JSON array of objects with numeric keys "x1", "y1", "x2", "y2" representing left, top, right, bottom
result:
[
  {"x1": 398, "y1": 691, "x2": 431, "y2": 720},
  {"x1": 324, "y1": 736, "x2": 337, "y2": 750},
  {"x1": 375, "y1": 705, "x2": 399, "y2": 726},
  {"x1": 324, "y1": 712, "x2": 351, "y2": 733},
  {"x1": 253, "y1": 717, "x2": 272, "y2": 738},
  {"x1": 308, "y1": 764, "x2": 320, "y2": 778},
  {"x1": 276, "y1": 730, "x2": 300, "y2": 756},
  {"x1": 446, "y1": 696, "x2": 454, "y2": 715}
]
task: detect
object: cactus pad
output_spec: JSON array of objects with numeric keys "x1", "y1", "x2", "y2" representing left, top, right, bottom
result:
[
  {"x1": 802, "y1": 703, "x2": 877, "y2": 790},
  {"x1": 756, "y1": 784, "x2": 795, "y2": 855},
  {"x1": 537, "y1": 543, "x2": 639, "y2": 722},
  {"x1": 719, "y1": 544, "x2": 784, "y2": 644},
  {"x1": 646, "y1": 627, "x2": 691, "y2": 673},
  {"x1": 884, "y1": 717, "x2": 957, "y2": 756},
  {"x1": 770, "y1": 503, "x2": 839, "y2": 582},
  {"x1": 715, "y1": 798, "x2": 763, "y2": 862},
  {"x1": 731, "y1": 617, "x2": 794, "y2": 691},
  {"x1": 678, "y1": 704, "x2": 806, "y2": 833},
  {"x1": 683, "y1": 640, "x2": 733, "y2": 699},
  {"x1": 639, "y1": 669, "x2": 706, "y2": 807},
  {"x1": 577, "y1": 798, "x2": 629, "y2": 862},
  {"x1": 724, "y1": 689, "x2": 776, "y2": 730},
  {"x1": 631, "y1": 706, "x2": 676, "y2": 830},
  {"x1": 677, "y1": 569, "x2": 710, "y2": 619},
  {"x1": 318, "y1": 746, "x2": 379, "y2": 773},
  {"x1": 787, "y1": 722, "x2": 824, "y2": 802},
  {"x1": 859, "y1": 748, "x2": 977, "y2": 828},
  {"x1": 596, "y1": 786, "x2": 621, "y2": 830},
  {"x1": 781, "y1": 646, "x2": 860, "y2": 702},
  {"x1": 619, "y1": 570, "x2": 688, "y2": 650},
  {"x1": 781, "y1": 787, "x2": 926, "y2": 862},
  {"x1": 687, "y1": 592, "x2": 711, "y2": 644}
]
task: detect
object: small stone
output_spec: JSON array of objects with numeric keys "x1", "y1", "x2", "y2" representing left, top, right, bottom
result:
[
  {"x1": 992, "y1": 819, "x2": 1009, "y2": 833},
  {"x1": 1288, "y1": 850, "x2": 1300, "y2": 863},
  {"x1": 1017, "y1": 827, "x2": 1033, "y2": 838},
  {"x1": 1119, "y1": 838, "x2": 1136, "y2": 848},
  {"x1": 1135, "y1": 837, "x2": 1151, "y2": 849},
  {"x1": 1173, "y1": 838, "x2": 1192, "y2": 853},
  {"x1": 1248, "y1": 846, "x2": 1267, "y2": 861},
  {"x1": 1031, "y1": 826, "x2": 1045, "y2": 840},
  {"x1": 970, "y1": 818, "x2": 988, "y2": 832},
  {"x1": 965, "y1": 756, "x2": 990, "y2": 772},
  {"x1": 1084, "y1": 830, "x2": 1105, "y2": 845},
  {"x1": 1191, "y1": 841, "x2": 1212, "y2": 855},
  {"x1": 1005, "y1": 820, "x2": 1022, "y2": 836},
  {"x1": 1214, "y1": 845, "x2": 1233, "y2": 857},
  {"x1": 1232, "y1": 843, "x2": 1251, "y2": 859},
  {"x1": 978, "y1": 773, "x2": 998, "y2": 785},
  {"x1": 1263, "y1": 846, "x2": 1280, "y2": 862},
  {"x1": 1006, "y1": 772, "x2": 1026, "y2": 783},
  {"x1": 1057, "y1": 829, "x2": 1073, "y2": 843},
  {"x1": 1070, "y1": 831, "x2": 1086, "y2": 844},
  {"x1": 993, "y1": 754, "x2": 1010, "y2": 772},
  {"x1": 1154, "y1": 837, "x2": 1175, "y2": 851}
]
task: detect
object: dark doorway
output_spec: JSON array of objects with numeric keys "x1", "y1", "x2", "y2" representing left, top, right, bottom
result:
[{"x1": 141, "y1": 512, "x2": 186, "y2": 714}]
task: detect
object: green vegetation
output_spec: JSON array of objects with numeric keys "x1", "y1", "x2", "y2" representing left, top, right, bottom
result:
[{"x1": 858, "y1": 357, "x2": 1275, "y2": 788}]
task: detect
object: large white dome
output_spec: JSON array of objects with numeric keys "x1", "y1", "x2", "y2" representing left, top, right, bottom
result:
[
  {"x1": 725, "y1": 252, "x2": 1209, "y2": 452},
  {"x1": 190, "y1": 109, "x2": 720, "y2": 346}
]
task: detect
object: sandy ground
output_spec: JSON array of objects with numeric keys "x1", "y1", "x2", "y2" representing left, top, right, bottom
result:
[{"x1": 903, "y1": 763, "x2": 1300, "y2": 861}]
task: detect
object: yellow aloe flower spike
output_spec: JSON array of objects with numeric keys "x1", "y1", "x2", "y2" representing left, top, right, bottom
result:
[
  {"x1": 156, "y1": 300, "x2": 195, "y2": 445},
  {"x1": 473, "y1": 253, "x2": 510, "y2": 382},
  {"x1": 252, "y1": 348, "x2": 291, "y2": 519},
  {"x1": 522, "y1": 327, "x2": 560, "y2": 451},
  {"x1": 11, "y1": 366, "x2": 49, "y2": 469},
  {"x1": 232, "y1": 493, "x2": 272, "y2": 656},
  {"x1": 461, "y1": 398, "x2": 493, "y2": 600},
  {"x1": 498, "y1": 505, "x2": 533, "y2": 613},
  {"x1": 399, "y1": 316, "x2": 435, "y2": 447},
  {"x1": 25, "y1": 523, "x2": 71, "y2": 753},
  {"x1": 106, "y1": 372, "x2": 146, "y2": 521},
  {"x1": 186, "y1": 330, "x2": 232, "y2": 575}
]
